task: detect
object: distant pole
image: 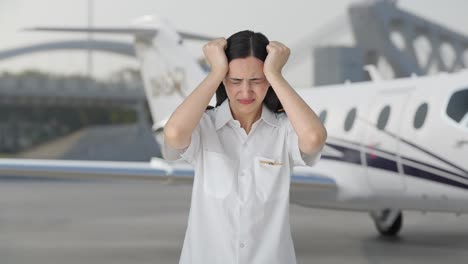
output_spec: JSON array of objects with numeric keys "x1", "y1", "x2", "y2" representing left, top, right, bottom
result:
[{"x1": 87, "y1": 0, "x2": 93, "y2": 87}]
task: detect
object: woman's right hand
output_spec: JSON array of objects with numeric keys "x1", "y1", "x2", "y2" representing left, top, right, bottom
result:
[{"x1": 203, "y1": 38, "x2": 228, "y2": 77}]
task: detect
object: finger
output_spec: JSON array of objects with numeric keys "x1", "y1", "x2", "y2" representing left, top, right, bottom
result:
[
  {"x1": 273, "y1": 42, "x2": 289, "y2": 52},
  {"x1": 273, "y1": 40, "x2": 287, "y2": 46},
  {"x1": 208, "y1": 38, "x2": 223, "y2": 46},
  {"x1": 269, "y1": 41, "x2": 290, "y2": 55},
  {"x1": 212, "y1": 38, "x2": 227, "y2": 50},
  {"x1": 266, "y1": 43, "x2": 276, "y2": 53},
  {"x1": 269, "y1": 41, "x2": 282, "y2": 49},
  {"x1": 269, "y1": 41, "x2": 279, "y2": 46},
  {"x1": 214, "y1": 37, "x2": 225, "y2": 43},
  {"x1": 220, "y1": 38, "x2": 228, "y2": 50}
]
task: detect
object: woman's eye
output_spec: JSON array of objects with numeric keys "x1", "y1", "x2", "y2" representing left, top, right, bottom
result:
[{"x1": 251, "y1": 79, "x2": 265, "y2": 84}]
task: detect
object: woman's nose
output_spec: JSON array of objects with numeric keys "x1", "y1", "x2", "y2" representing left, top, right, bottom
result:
[{"x1": 240, "y1": 82, "x2": 252, "y2": 96}]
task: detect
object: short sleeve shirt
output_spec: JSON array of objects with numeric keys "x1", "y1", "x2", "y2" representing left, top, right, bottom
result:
[{"x1": 163, "y1": 99, "x2": 322, "y2": 264}]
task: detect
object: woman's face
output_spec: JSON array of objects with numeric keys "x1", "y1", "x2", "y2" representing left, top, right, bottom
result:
[{"x1": 223, "y1": 56, "x2": 270, "y2": 117}]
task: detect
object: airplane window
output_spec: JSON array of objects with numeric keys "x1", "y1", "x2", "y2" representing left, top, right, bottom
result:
[
  {"x1": 414, "y1": 102, "x2": 428, "y2": 129},
  {"x1": 344, "y1": 108, "x2": 357, "y2": 132},
  {"x1": 446, "y1": 88, "x2": 468, "y2": 124},
  {"x1": 377, "y1": 105, "x2": 391, "y2": 130},
  {"x1": 319, "y1": 110, "x2": 327, "y2": 124}
]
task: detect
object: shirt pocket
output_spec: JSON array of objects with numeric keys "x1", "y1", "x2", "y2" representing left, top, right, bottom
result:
[
  {"x1": 254, "y1": 155, "x2": 289, "y2": 202},
  {"x1": 203, "y1": 151, "x2": 235, "y2": 199}
]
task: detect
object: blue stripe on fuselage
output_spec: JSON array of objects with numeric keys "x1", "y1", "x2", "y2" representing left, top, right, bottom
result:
[{"x1": 323, "y1": 139, "x2": 468, "y2": 190}]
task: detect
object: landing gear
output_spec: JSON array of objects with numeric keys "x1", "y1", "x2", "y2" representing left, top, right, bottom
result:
[{"x1": 370, "y1": 209, "x2": 403, "y2": 237}]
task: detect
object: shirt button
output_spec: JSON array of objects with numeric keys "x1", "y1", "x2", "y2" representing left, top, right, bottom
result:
[{"x1": 240, "y1": 242, "x2": 245, "y2": 248}]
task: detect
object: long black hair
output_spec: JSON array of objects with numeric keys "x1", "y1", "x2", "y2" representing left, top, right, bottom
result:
[{"x1": 214, "y1": 30, "x2": 283, "y2": 113}]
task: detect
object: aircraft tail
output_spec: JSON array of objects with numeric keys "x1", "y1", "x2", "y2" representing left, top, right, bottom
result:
[
  {"x1": 27, "y1": 15, "x2": 213, "y2": 143},
  {"x1": 130, "y1": 16, "x2": 211, "y2": 134}
]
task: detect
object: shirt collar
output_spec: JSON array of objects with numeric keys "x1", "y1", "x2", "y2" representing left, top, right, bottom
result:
[{"x1": 215, "y1": 99, "x2": 279, "y2": 130}]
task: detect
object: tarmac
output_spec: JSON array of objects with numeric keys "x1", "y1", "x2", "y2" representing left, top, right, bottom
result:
[{"x1": 1, "y1": 179, "x2": 468, "y2": 264}]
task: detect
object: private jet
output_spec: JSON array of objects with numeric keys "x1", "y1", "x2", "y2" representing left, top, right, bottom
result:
[{"x1": 0, "y1": 15, "x2": 467, "y2": 237}]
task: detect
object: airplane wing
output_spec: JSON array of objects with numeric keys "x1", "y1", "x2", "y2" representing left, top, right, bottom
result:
[
  {"x1": 0, "y1": 158, "x2": 194, "y2": 182},
  {"x1": 290, "y1": 166, "x2": 339, "y2": 208},
  {"x1": 291, "y1": 166, "x2": 337, "y2": 189},
  {"x1": 0, "y1": 157, "x2": 339, "y2": 208},
  {"x1": 0, "y1": 157, "x2": 336, "y2": 187}
]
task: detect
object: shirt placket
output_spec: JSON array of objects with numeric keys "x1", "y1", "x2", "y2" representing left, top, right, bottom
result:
[
  {"x1": 238, "y1": 202, "x2": 249, "y2": 264},
  {"x1": 237, "y1": 148, "x2": 248, "y2": 264},
  {"x1": 232, "y1": 122, "x2": 252, "y2": 264},
  {"x1": 231, "y1": 121, "x2": 249, "y2": 204}
]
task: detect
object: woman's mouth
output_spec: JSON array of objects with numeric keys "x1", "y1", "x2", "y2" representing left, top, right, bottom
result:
[{"x1": 238, "y1": 99, "x2": 255, "y2": 105}]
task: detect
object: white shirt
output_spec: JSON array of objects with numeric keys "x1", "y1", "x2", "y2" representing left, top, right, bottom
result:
[{"x1": 163, "y1": 99, "x2": 322, "y2": 264}]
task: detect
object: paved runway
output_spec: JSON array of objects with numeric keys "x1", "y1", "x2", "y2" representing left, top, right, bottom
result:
[{"x1": 1, "y1": 179, "x2": 468, "y2": 264}]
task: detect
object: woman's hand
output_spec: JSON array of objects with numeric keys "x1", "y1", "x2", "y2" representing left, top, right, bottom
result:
[
  {"x1": 203, "y1": 38, "x2": 228, "y2": 77},
  {"x1": 264, "y1": 41, "x2": 290, "y2": 79}
]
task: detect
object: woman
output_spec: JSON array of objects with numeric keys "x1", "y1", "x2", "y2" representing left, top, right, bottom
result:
[{"x1": 163, "y1": 30, "x2": 327, "y2": 264}]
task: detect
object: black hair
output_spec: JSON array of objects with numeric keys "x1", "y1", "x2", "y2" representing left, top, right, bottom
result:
[{"x1": 214, "y1": 30, "x2": 283, "y2": 113}]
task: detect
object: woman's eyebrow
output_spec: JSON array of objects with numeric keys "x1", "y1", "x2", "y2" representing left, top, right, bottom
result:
[
  {"x1": 228, "y1": 77, "x2": 265, "y2": 81},
  {"x1": 249, "y1": 77, "x2": 265, "y2": 81}
]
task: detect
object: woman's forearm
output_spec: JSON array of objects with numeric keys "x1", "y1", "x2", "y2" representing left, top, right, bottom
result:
[
  {"x1": 266, "y1": 73, "x2": 327, "y2": 155},
  {"x1": 263, "y1": 41, "x2": 327, "y2": 155},
  {"x1": 164, "y1": 71, "x2": 224, "y2": 149}
]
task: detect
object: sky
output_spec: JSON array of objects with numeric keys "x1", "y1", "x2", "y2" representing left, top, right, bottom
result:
[{"x1": 1, "y1": 0, "x2": 468, "y2": 87}]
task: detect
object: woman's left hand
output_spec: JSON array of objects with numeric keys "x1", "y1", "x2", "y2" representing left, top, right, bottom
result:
[{"x1": 264, "y1": 41, "x2": 290, "y2": 78}]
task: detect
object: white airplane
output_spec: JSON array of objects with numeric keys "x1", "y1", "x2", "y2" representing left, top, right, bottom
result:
[{"x1": 0, "y1": 15, "x2": 467, "y2": 237}]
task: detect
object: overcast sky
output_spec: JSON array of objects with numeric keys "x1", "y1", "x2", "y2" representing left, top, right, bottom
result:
[{"x1": 1, "y1": 0, "x2": 467, "y2": 86}]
